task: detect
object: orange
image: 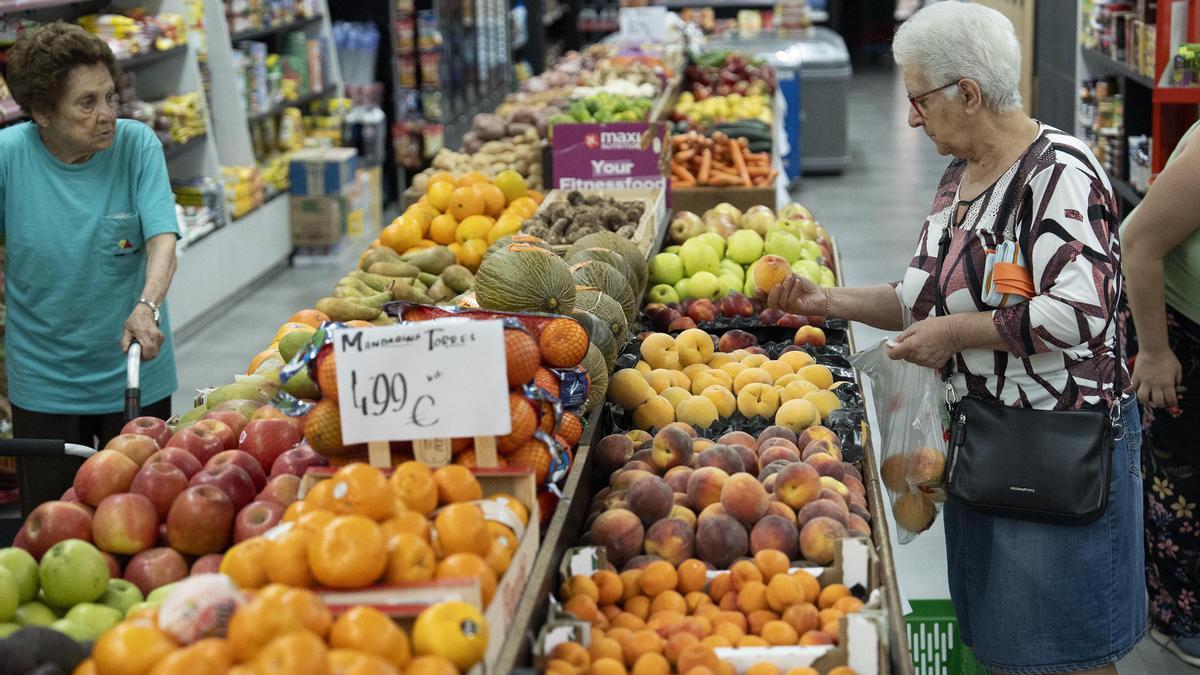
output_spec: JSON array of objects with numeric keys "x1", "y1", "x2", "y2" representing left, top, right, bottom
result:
[
  {"x1": 403, "y1": 655, "x2": 458, "y2": 675},
  {"x1": 147, "y1": 639, "x2": 233, "y2": 675},
  {"x1": 73, "y1": 660, "x2": 98, "y2": 675},
  {"x1": 327, "y1": 650, "x2": 402, "y2": 675},
  {"x1": 92, "y1": 621, "x2": 178, "y2": 675},
  {"x1": 411, "y1": 601, "x2": 489, "y2": 671},
  {"x1": 405, "y1": 239, "x2": 438, "y2": 252},
  {"x1": 275, "y1": 322, "x2": 315, "y2": 341},
  {"x1": 383, "y1": 533, "x2": 436, "y2": 584},
  {"x1": 290, "y1": 309, "x2": 331, "y2": 328},
  {"x1": 534, "y1": 367, "x2": 560, "y2": 398},
  {"x1": 305, "y1": 399, "x2": 346, "y2": 458},
  {"x1": 124, "y1": 605, "x2": 159, "y2": 624},
  {"x1": 435, "y1": 552, "x2": 497, "y2": 605},
  {"x1": 264, "y1": 525, "x2": 315, "y2": 587},
  {"x1": 487, "y1": 492, "x2": 530, "y2": 526},
  {"x1": 247, "y1": 348, "x2": 279, "y2": 376},
  {"x1": 305, "y1": 478, "x2": 341, "y2": 513},
  {"x1": 474, "y1": 183, "x2": 506, "y2": 217},
  {"x1": 330, "y1": 606, "x2": 411, "y2": 667},
  {"x1": 380, "y1": 511, "x2": 431, "y2": 542},
  {"x1": 487, "y1": 214, "x2": 523, "y2": 244},
  {"x1": 399, "y1": 209, "x2": 431, "y2": 237},
  {"x1": 456, "y1": 214, "x2": 494, "y2": 243},
  {"x1": 493, "y1": 170, "x2": 527, "y2": 203},
  {"x1": 506, "y1": 437, "x2": 554, "y2": 484},
  {"x1": 538, "y1": 318, "x2": 589, "y2": 368},
  {"x1": 426, "y1": 181, "x2": 456, "y2": 212},
  {"x1": 526, "y1": 189, "x2": 544, "y2": 204},
  {"x1": 252, "y1": 629, "x2": 329, "y2": 675},
  {"x1": 458, "y1": 238, "x2": 488, "y2": 271},
  {"x1": 484, "y1": 521, "x2": 518, "y2": 575},
  {"x1": 428, "y1": 213, "x2": 458, "y2": 245},
  {"x1": 308, "y1": 514, "x2": 388, "y2": 588},
  {"x1": 504, "y1": 329, "x2": 541, "y2": 388},
  {"x1": 447, "y1": 186, "x2": 485, "y2": 220},
  {"x1": 432, "y1": 465, "x2": 483, "y2": 505},
  {"x1": 221, "y1": 538, "x2": 270, "y2": 590},
  {"x1": 327, "y1": 463, "x2": 395, "y2": 521},
  {"x1": 380, "y1": 220, "x2": 423, "y2": 253},
  {"x1": 317, "y1": 352, "x2": 339, "y2": 401},
  {"x1": 433, "y1": 503, "x2": 489, "y2": 556},
  {"x1": 455, "y1": 171, "x2": 489, "y2": 187},
  {"x1": 558, "y1": 411, "x2": 583, "y2": 446},
  {"x1": 390, "y1": 462, "x2": 439, "y2": 515},
  {"x1": 295, "y1": 508, "x2": 337, "y2": 535},
  {"x1": 275, "y1": 585, "x2": 334, "y2": 637},
  {"x1": 509, "y1": 197, "x2": 538, "y2": 217}
]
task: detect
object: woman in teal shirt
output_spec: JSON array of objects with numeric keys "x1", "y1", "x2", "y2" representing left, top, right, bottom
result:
[{"x1": 1, "y1": 23, "x2": 178, "y2": 459}]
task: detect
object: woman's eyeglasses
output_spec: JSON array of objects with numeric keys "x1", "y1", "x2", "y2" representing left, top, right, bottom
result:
[{"x1": 907, "y1": 80, "x2": 959, "y2": 117}]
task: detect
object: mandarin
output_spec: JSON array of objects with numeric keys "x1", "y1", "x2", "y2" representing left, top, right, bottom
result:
[
  {"x1": 384, "y1": 533, "x2": 436, "y2": 584},
  {"x1": 308, "y1": 515, "x2": 388, "y2": 588}
]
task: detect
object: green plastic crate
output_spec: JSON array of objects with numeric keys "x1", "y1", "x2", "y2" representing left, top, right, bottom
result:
[{"x1": 905, "y1": 600, "x2": 990, "y2": 675}]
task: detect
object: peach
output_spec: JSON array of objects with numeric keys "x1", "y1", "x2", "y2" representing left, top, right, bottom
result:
[
  {"x1": 634, "y1": 396, "x2": 676, "y2": 431},
  {"x1": 698, "y1": 386, "x2": 735, "y2": 421},
  {"x1": 624, "y1": 460, "x2": 655, "y2": 474},
  {"x1": 797, "y1": 426, "x2": 839, "y2": 450},
  {"x1": 848, "y1": 491, "x2": 868, "y2": 511},
  {"x1": 733, "y1": 446, "x2": 759, "y2": 476},
  {"x1": 847, "y1": 514, "x2": 871, "y2": 537},
  {"x1": 674, "y1": 492, "x2": 690, "y2": 506},
  {"x1": 670, "y1": 505, "x2": 697, "y2": 528},
  {"x1": 720, "y1": 473, "x2": 769, "y2": 527},
  {"x1": 774, "y1": 462, "x2": 822, "y2": 510},
  {"x1": 614, "y1": 470, "x2": 656, "y2": 491},
  {"x1": 645, "y1": 369, "x2": 675, "y2": 394},
  {"x1": 695, "y1": 514, "x2": 750, "y2": 569},
  {"x1": 818, "y1": 488, "x2": 848, "y2": 511},
  {"x1": 749, "y1": 514, "x2": 799, "y2": 560},
  {"x1": 665, "y1": 466, "x2": 694, "y2": 493},
  {"x1": 627, "y1": 430, "x2": 654, "y2": 447},
  {"x1": 662, "y1": 422, "x2": 698, "y2": 439},
  {"x1": 757, "y1": 425, "x2": 798, "y2": 451},
  {"x1": 707, "y1": 353, "x2": 736, "y2": 369},
  {"x1": 694, "y1": 445, "x2": 745, "y2": 474},
  {"x1": 692, "y1": 438, "x2": 714, "y2": 453},
  {"x1": 686, "y1": 467, "x2": 730, "y2": 511},
  {"x1": 717, "y1": 431, "x2": 756, "y2": 449},
  {"x1": 841, "y1": 462, "x2": 862, "y2": 482},
  {"x1": 697, "y1": 503, "x2": 728, "y2": 526},
  {"x1": 632, "y1": 448, "x2": 655, "y2": 464},
  {"x1": 849, "y1": 503, "x2": 871, "y2": 523},
  {"x1": 603, "y1": 490, "x2": 629, "y2": 512},
  {"x1": 610, "y1": 369, "x2": 657, "y2": 410},
  {"x1": 732, "y1": 368, "x2": 773, "y2": 394},
  {"x1": 757, "y1": 437, "x2": 800, "y2": 456},
  {"x1": 799, "y1": 516, "x2": 848, "y2": 565},
  {"x1": 793, "y1": 326, "x2": 826, "y2": 348},
  {"x1": 651, "y1": 426, "x2": 694, "y2": 471},
  {"x1": 676, "y1": 329, "x2": 715, "y2": 366},
  {"x1": 759, "y1": 360, "x2": 794, "y2": 384},
  {"x1": 591, "y1": 509, "x2": 646, "y2": 565},
  {"x1": 681, "y1": 364, "x2": 708, "y2": 385},
  {"x1": 627, "y1": 475, "x2": 674, "y2": 526},
  {"x1": 780, "y1": 380, "x2": 820, "y2": 402},
  {"x1": 719, "y1": 362, "x2": 748, "y2": 382},
  {"x1": 740, "y1": 353, "x2": 769, "y2": 368},
  {"x1": 675, "y1": 396, "x2": 720, "y2": 430},
  {"x1": 754, "y1": 255, "x2": 791, "y2": 293},
  {"x1": 804, "y1": 453, "x2": 844, "y2": 481},
  {"x1": 640, "y1": 333, "x2": 680, "y2": 370},
  {"x1": 880, "y1": 453, "x2": 909, "y2": 492},
  {"x1": 778, "y1": 350, "x2": 816, "y2": 371},
  {"x1": 765, "y1": 501, "x2": 795, "y2": 521},
  {"x1": 597, "y1": 434, "x2": 636, "y2": 475},
  {"x1": 756, "y1": 460, "x2": 791, "y2": 483},
  {"x1": 690, "y1": 370, "x2": 732, "y2": 395},
  {"x1": 907, "y1": 446, "x2": 947, "y2": 485},
  {"x1": 775, "y1": 399, "x2": 820, "y2": 433},
  {"x1": 762, "y1": 474, "x2": 778, "y2": 492},
  {"x1": 842, "y1": 475, "x2": 866, "y2": 497},
  {"x1": 796, "y1": 365, "x2": 833, "y2": 389},
  {"x1": 661, "y1": 386, "x2": 692, "y2": 409},
  {"x1": 801, "y1": 439, "x2": 842, "y2": 462},
  {"x1": 893, "y1": 491, "x2": 936, "y2": 533},
  {"x1": 758, "y1": 445, "x2": 800, "y2": 471},
  {"x1": 717, "y1": 330, "x2": 758, "y2": 353},
  {"x1": 736, "y1": 383, "x2": 780, "y2": 419},
  {"x1": 796, "y1": 499, "x2": 849, "y2": 529},
  {"x1": 820, "y1": 476, "x2": 850, "y2": 499},
  {"x1": 624, "y1": 555, "x2": 663, "y2": 571},
  {"x1": 803, "y1": 390, "x2": 842, "y2": 419},
  {"x1": 644, "y1": 518, "x2": 695, "y2": 565},
  {"x1": 635, "y1": 360, "x2": 653, "y2": 374}
]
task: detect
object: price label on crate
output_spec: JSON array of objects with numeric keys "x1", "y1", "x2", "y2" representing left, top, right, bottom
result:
[
  {"x1": 618, "y1": 6, "x2": 668, "y2": 43},
  {"x1": 332, "y1": 319, "x2": 511, "y2": 444}
]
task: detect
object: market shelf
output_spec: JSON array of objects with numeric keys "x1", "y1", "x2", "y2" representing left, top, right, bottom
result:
[
  {"x1": 246, "y1": 85, "x2": 336, "y2": 123},
  {"x1": 0, "y1": 0, "x2": 88, "y2": 13},
  {"x1": 1152, "y1": 85, "x2": 1200, "y2": 104},
  {"x1": 162, "y1": 134, "x2": 207, "y2": 160},
  {"x1": 117, "y1": 44, "x2": 187, "y2": 70},
  {"x1": 1112, "y1": 176, "x2": 1145, "y2": 207},
  {"x1": 231, "y1": 14, "x2": 322, "y2": 43},
  {"x1": 232, "y1": 190, "x2": 286, "y2": 222},
  {"x1": 1081, "y1": 48, "x2": 1154, "y2": 89},
  {"x1": 663, "y1": 0, "x2": 775, "y2": 8}
]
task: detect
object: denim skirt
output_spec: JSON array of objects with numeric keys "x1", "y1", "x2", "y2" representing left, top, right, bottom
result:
[{"x1": 943, "y1": 395, "x2": 1146, "y2": 674}]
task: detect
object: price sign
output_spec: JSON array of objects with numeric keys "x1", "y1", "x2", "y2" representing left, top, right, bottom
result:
[
  {"x1": 333, "y1": 319, "x2": 511, "y2": 444},
  {"x1": 618, "y1": 6, "x2": 668, "y2": 43}
]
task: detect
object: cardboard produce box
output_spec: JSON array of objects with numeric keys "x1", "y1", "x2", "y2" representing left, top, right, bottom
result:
[
  {"x1": 289, "y1": 147, "x2": 358, "y2": 196},
  {"x1": 669, "y1": 183, "x2": 779, "y2": 215},
  {"x1": 288, "y1": 182, "x2": 365, "y2": 247}
]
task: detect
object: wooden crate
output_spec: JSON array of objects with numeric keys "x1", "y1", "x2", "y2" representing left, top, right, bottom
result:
[{"x1": 530, "y1": 186, "x2": 667, "y2": 261}]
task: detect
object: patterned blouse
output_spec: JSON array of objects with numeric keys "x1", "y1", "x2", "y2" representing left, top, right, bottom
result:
[{"x1": 895, "y1": 124, "x2": 1127, "y2": 411}]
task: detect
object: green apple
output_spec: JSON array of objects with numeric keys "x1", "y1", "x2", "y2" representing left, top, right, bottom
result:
[
  {"x1": 51, "y1": 618, "x2": 95, "y2": 642},
  {"x1": 791, "y1": 260, "x2": 822, "y2": 281},
  {"x1": 15, "y1": 601, "x2": 57, "y2": 626},
  {"x1": 124, "y1": 601, "x2": 159, "y2": 618},
  {"x1": 796, "y1": 218, "x2": 819, "y2": 240},
  {"x1": 718, "y1": 275, "x2": 743, "y2": 297},
  {"x1": 725, "y1": 230, "x2": 764, "y2": 265},
  {"x1": 673, "y1": 278, "x2": 692, "y2": 300},
  {"x1": 646, "y1": 284, "x2": 681, "y2": 305},
  {"x1": 818, "y1": 267, "x2": 837, "y2": 288},
  {"x1": 649, "y1": 252, "x2": 685, "y2": 286},
  {"x1": 719, "y1": 259, "x2": 745, "y2": 281},
  {"x1": 66, "y1": 603, "x2": 122, "y2": 637},
  {"x1": 0, "y1": 548, "x2": 39, "y2": 604},
  {"x1": 664, "y1": 245, "x2": 682, "y2": 255},
  {"x1": 0, "y1": 567, "x2": 18, "y2": 622},
  {"x1": 797, "y1": 240, "x2": 822, "y2": 262},
  {"x1": 743, "y1": 273, "x2": 758, "y2": 298},
  {"x1": 146, "y1": 583, "x2": 177, "y2": 605},
  {"x1": 39, "y1": 540, "x2": 108, "y2": 608},
  {"x1": 697, "y1": 232, "x2": 726, "y2": 259},
  {"x1": 0, "y1": 623, "x2": 18, "y2": 637},
  {"x1": 99, "y1": 579, "x2": 144, "y2": 616},
  {"x1": 764, "y1": 231, "x2": 804, "y2": 263},
  {"x1": 679, "y1": 238, "x2": 721, "y2": 277},
  {"x1": 688, "y1": 272, "x2": 721, "y2": 301}
]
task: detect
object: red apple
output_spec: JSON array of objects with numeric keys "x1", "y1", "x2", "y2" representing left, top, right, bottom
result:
[
  {"x1": 189, "y1": 464, "x2": 256, "y2": 512},
  {"x1": 101, "y1": 551, "x2": 121, "y2": 579},
  {"x1": 207, "y1": 450, "x2": 266, "y2": 491},
  {"x1": 191, "y1": 554, "x2": 223, "y2": 576},
  {"x1": 642, "y1": 303, "x2": 669, "y2": 320},
  {"x1": 92, "y1": 493, "x2": 159, "y2": 555},
  {"x1": 234, "y1": 501, "x2": 285, "y2": 543},
  {"x1": 15, "y1": 501, "x2": 93, "y2": 559},
  {"x1": 166, "y1": 486, "x2": 234, "y2": 556},
  {"x1": 249, "y1": 406, "x2": 305, "y2": 435},
  {"x1": 200, "y1": 408, "x2": 250, "y2": 439},
  {"x1": 60, "y1": 487, "x2": 80, "y2": 504},
  {"x1": 239, "y1": 419, "x2": 304, "y2": 471},
  {"x1": 687, "y1": 299, "x2": 718, "y2": 323},
  {"x1": 257, "y1": 474, "x2": 301, "y2": 507},
  {"x1": 192, "y1": 418, "x2": 237, "y2": 451},
  {"x1": 129, "y1": 461, "x2": 190, "y2": 520},
  {"x1": 758, "y1": 308, "x2": 784, "y2": 325},
  {"x1": 719, "y1": 293, "x2": 755, "y2": 318},
  {"x1": 166, "y1": 426, "x2": 225, "y2": 464},
  {"x1": 777, "y1": 314, "x2": 809, "y2": 329},
  {"x1": 103, "y1": 434, "x2": 160, "y2": 466},
  {"x1": 653, "y1": 308, "x2": 683, "y2": 332},
  {"x1": 667, "y1": 316, "x2": 698, "y2": 332},
  {"x1": 269, "y1": 445, "x2": 328, "y2": 478},
  {"x1": 717, "y1": 330, "x2": 758, "y2": 353},
  {"x1": 121, "y1": 417, "x2": 171, "y2": 449},
  {"x1": 144, "y1": 448, "x2": 203, "y2": 479},
  {"x1": 124, "y1": 547, "x2": 189, "y2": 596},
  {"x1": 73, "y1": 450, "x2": 139, "y2": 507},
  {"x1": 794, "y1": 326, "x2": 826, "y2": 347}
]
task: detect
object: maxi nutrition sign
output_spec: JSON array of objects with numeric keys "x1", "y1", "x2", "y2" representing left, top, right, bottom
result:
[{"x1": 551, "y1": 122, "x2": 672, "y2": 197}]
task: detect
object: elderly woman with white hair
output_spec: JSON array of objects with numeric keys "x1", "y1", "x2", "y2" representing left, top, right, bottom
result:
[{"x1": 769, "y1": 3, "x2": 1143, "y2": 673}]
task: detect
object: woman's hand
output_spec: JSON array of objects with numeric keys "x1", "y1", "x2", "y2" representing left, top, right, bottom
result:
[
  {"x1": 766, "y1": 274, "x2": 824, "y2": 316},
  {"x1": 887, "y1": 316, "x2": 961, "y2": 368},
  {"x1": 1131, "y1": 348, "x2": 1183, "y2": 408},
  {"x1": 122, "y1": 305, "x2": 163, "y2": 360}
]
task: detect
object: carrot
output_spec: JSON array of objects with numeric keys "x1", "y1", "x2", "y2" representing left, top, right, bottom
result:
[
  {"x1": 674, "y1": 179, "x2": 696, "y2": 188},
  {"x1": 696, "y1": 148, "x2": 711, "y2": 184},
  {"x1": 673, "y1": 164, "x2": 696, "y2": 182},
  {"x1": 675, "y1": 148, "x2": 696, "y2": 162},
  {"x1": 747, "y1": 165, "x2": 772, "y2": 177},
  {"x1": 729, "y1": 139, "x2": 751, "y2": 186}
]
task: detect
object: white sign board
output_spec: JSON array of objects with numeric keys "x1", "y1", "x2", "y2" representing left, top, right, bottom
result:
[
  {"x1": 619, "y1": 6, "x2": 669, "y2": 43},
  {"x1": 333, "y1": 319, "x2": 511, "y2": 444}
]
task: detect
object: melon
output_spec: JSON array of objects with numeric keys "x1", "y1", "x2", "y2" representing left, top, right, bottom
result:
[
  {"x1": 572, "y1": 309, "x2": 618, "y2": 369},
  {"x1": 487, "y1": 233, "x2": 551, "y2": 256},
  {"x1": 476, "y1": 244, "x2": 577, "y2": 315},
  {"x1": 570, "y1": 261, "x2": 636, "y2": 326},
  {"x1": 574, "y1": 287, "x2": 628, "y2": 340},
  {"x1": 582, "y1": 343, "x2": 609, "y2": 414},
  {"x1": 567, "y1": 247, "x2": 635, "y2": 284},
  {"x1": 567, "y1": 232, "x2": 647, "y2": 293}
]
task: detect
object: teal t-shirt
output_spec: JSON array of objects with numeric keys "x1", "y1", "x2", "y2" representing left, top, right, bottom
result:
[{"x1": 0, "y1": 119, "x2": 179, "y2": 414}]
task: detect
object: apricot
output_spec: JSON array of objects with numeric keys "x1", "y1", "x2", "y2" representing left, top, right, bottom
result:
[
  {"x1": 834, "y1": 596, "x2": 864, "y2": 614},
  {"x1": 781, "y1": 603, "x2": 820, "y2": 636},
  {"x1": 590, "y1": 656, "x2": 629, "y2": 675},
  {"x1": 707, "y1": 573, "x2": 732, "y2": 603},
  {"x1": 765, "y1": 574, "x2": 805, "y2": 613},
  {"x1": 675, "y1": 644, "x2": 720, "y2": 674},
  {"x1": 792, "y1": 571, "x2": 821, "y2": 604},
  {"x1": 714, "y1": 610, "x2": 747, "y2": 633},
  {"x1": 785, "y1": 669, "x2": 819, "y2": 675},
  {"x1": 631, "y1": 652, "x2": 671, "y2": 675},
  {"x1": 613, "y1": 613, "x2": 647, "y2": 631},
  {"x1": 664, "y1": 632, "x2": 699, "y2": 665},
  {"x1": 729, "y1": 559, "x2": 762, "y2": 590},
  {"x1": 720, "y1": 473, "x2": 769, "y2": 526},
  {"x1": 714, "y1": 621, "x2": 744, "y2": 645},
  {"x1": 650, "y1": 590, "x2": 687, "y2": 616},
  {"x1": 623, "y1": 629, "x2": 665, "y2": 667},
  {"x1": 695, "y1": 514, "x2": 749, "y2": 569},
  {"x1": 625, "y1": 596, "x2": 651, "y2": 621},
  {"x1": 638, "y1": 560, "x2": 679, "y2": 597},
  {"x1": 746, "y1": 609, "x2": 779, "y2": 636},
  {"x1": 620, "y1": 570, "x2": 643, "y2": 601},
  {"x1": 550, "y1": 641, "x2": 592, "y2": 671},
  {"x1": 753, "y1": 549, "x2": 791, "y2": 581},
  {"x1": 762, "y1": 620, "x2": 800, "y2": 646},
  {"x1": 738, "y1": 635, "x2": 769, "y2": 647},
  {"x1": 798, "y1": 630, "x2": 834, "y2": 646},
  {"x1": 799, "y1": 516, "x2": 848, "y2": 566},
  {"x1": 736, "y1": 581, "x2": 769, "y2": 614},
  {"x1": 718, "y1": 590, "x2": 739, "y2": 611},
  {"x1": 818, "y1": 584, "x2": 851, "y2": 609},
  {"x1": 565, "y1": 575, "x2": 601, "y2": 602},
  {"x1": 684, "y1": 591, "x2": 711, "y2": 613},
  {"x1": 566, "y1": 594, "x2": 601, "y2": 623},
  {"x1": 591, "y1": 509, "x2": 646, "y2": 565},
  {"x1": 590, "y1": 636, "x2": 625, "y2": 664}
]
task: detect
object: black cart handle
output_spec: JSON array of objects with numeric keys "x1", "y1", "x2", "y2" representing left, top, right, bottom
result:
[{"x1": 0, "y1": 439, "x2": 96, "y2": 459}]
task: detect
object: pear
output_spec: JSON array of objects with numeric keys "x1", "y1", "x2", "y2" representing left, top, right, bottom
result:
[
  {"x1": 282, "y1": 368, "x2": 320, "y2": 400},
  {"x1": 173, "y1": 404, "x2": 207, "y2": 430},
  {"x1": 401, "y1": 247, "x2": 456, "y2": 274},
  {"x1": 315, "y1": 297, "x2": 382, "y2": 321},
  {"x1": 365, "y1": 262, "x2": 420, "y2": 278},
  {"x1": 205, "y1": 382, "x2": 268, "y2": 409}
]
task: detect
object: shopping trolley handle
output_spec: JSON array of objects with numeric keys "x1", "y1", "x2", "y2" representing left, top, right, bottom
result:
[
  {"x1": 125, "y1": 341, "x2": 142, "y2": 421},
  {"x1": 0, "y1": 439, "x2": 96, "y2": 460}
]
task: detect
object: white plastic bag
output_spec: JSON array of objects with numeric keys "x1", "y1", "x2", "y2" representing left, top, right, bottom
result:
[{"x1": 848, "y1": 339, "x2": 949, "y2": 543}]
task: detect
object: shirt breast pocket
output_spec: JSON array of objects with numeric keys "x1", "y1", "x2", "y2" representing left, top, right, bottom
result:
[{"x1": 99, "y1": 212, "x2": 144, "y2": 276}]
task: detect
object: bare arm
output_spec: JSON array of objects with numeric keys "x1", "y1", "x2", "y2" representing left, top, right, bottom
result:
[
  {"x1": 1122, "y1": 135, "x2": 1200, "y2": 407},
  {"x1": 122, "y1": 233, "x2": 177, "y2": 360},
  {"x1": 766, "y1": 275, "x2": 905, "y2": 331}
]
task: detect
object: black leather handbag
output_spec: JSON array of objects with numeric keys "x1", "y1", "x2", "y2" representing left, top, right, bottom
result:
[{"x1": 934, "y1": 225, "x2": 1123, "y2": 527}]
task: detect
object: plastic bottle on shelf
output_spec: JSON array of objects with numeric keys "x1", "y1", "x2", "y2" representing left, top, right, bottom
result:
[{"x1": 511, "y1": 1, "x2": 528, "y2": 49}]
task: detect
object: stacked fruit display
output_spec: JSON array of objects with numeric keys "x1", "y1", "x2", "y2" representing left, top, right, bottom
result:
[
  {"x1": 545, "y1": 556, "x2": 862, "y2": 674},
  {"x1": 588, "y1": 424, "x2": 868, "y2": 570},
  {"x1": 680, "y1": 52, "x2": 776, "y2": 102},
  {"x1": 649, "y1": 203, "x2": 834, "y2": 305},
  {"x1": 548, "y1": 93, "x2": 656, "y2": 128}
]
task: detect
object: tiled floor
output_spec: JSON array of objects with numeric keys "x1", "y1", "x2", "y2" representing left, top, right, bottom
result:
[{"x1": 171, "y1": 64, "x2": 1194, "y2": 673}]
